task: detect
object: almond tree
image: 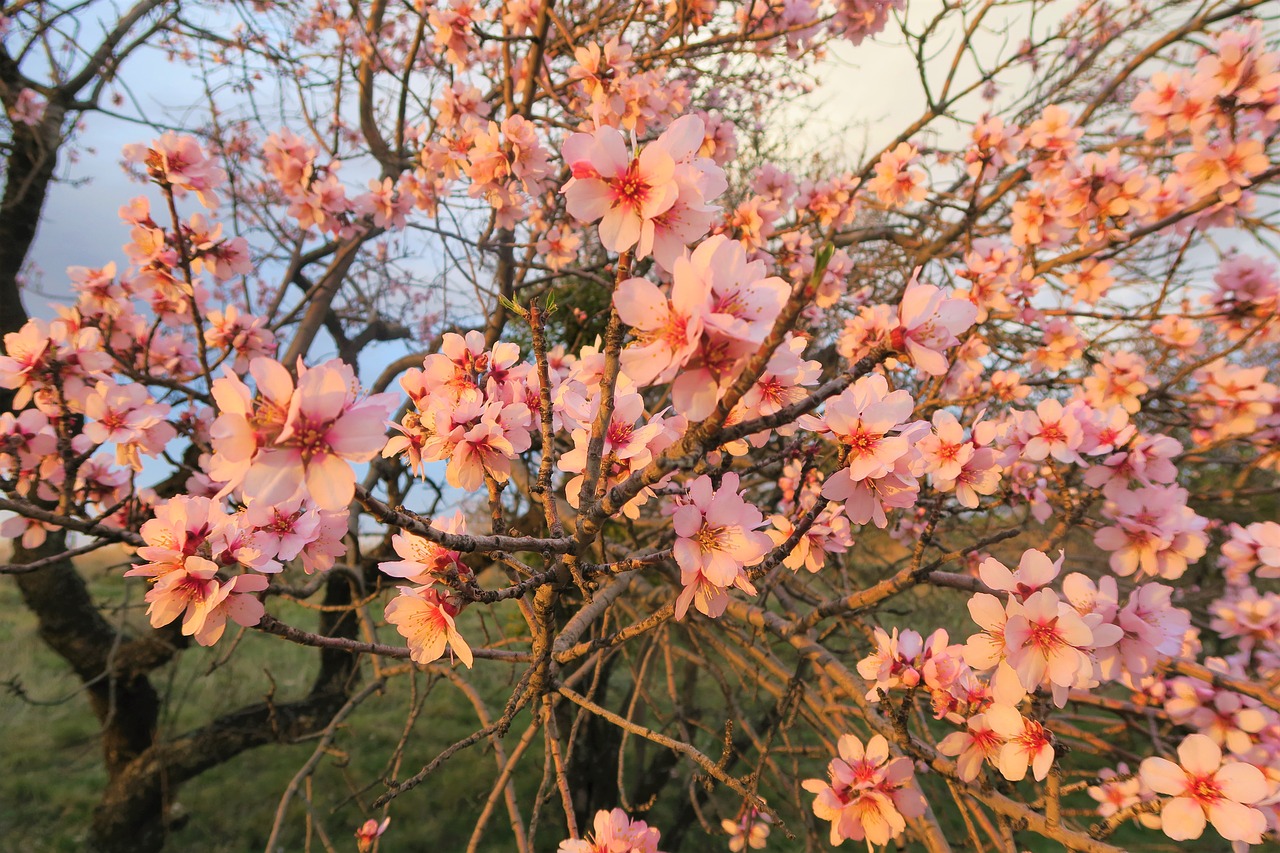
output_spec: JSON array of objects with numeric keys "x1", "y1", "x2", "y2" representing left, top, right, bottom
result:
[{"x1": 2, "y1": 1, "x2": 1279, "y2": 851}]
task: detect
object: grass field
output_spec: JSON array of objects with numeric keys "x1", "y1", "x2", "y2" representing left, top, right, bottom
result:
[
  {"x1": 0, "y1": 545, "x2": 1265, "y2": 852},
  {"x1": 0, "y1": 550, "x2": 554, "y2": 852}
]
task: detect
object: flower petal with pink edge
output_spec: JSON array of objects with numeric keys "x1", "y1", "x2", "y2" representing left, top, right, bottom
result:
[
  {"x1": 1139, "y1": 757, "x2": 1187, "y2": 795},
  {"x1": 225, "y1": 592, "x2": 266, "y2": 627},
  {"x1": 305, "y1": 452, "x2": 356, "y2": 511},
  {"x1": 599, "y1": 205, "x2": 642, "y2": 253},
  {"x1": 1176, "y1": 733, "x2": 1221, "y2": 777},
  {"x1": 864, "y1": 735, "x2": 889, "y2": 765},
  {"x1": 673, "y1": 369, "x2": 719, "y2": 420},
  {"x1": 1159, "y1": 796, "x2": 1207, "y2": 840},
  {"x1": 328, "y1": 403, "x2": 395, "y2": 459},
  {"x1": 614, "y1": 277, "x2": 668, "y2": 330},
  {"x1": 250, "y1": 357, "x2": 294, "y2": 404},
  {"x1": 1214, "y1": 761, "x2": 1267, "y2": 803},
  {"x1": 1031, "y1": 744, "x2": 1054, "y2": 780},
  {"x1": 243, "y1": 448, "x2": 304, "y2": 505},
  {"x1": 656, "y1": 114, "x2": 705, "y2": 162},
  {"x1": 1206, "y1": 798, "x2": 1266, "y2": 843}
]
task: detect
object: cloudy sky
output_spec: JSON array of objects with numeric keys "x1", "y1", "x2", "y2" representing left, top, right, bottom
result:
[{"x1": 24, "y1": 0, "x2": 1019, "y2": 315}]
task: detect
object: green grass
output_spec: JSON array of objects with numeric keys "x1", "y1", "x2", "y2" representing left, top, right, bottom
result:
[
  {"x1": 0, "y1": 554, "x2": 553, "y2": 852},
  {"x1": 3, "y1": 545, "x2": 1275, "y2": 852}
]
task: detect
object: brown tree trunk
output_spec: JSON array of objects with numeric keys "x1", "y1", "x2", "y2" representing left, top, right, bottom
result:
[
  {"x1": 11, "y1": 534, "x2": 171, "y2": 850},
  {"x1": 0, "y1": 76, "x2": 64, "y2": 411},
  {"x1": 8, "y1": 537, "x2": 367, "y2": 850}
]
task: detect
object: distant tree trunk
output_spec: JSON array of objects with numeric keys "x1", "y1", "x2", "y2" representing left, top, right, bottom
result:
[
  {"x1": 0, "y1": 86, "x2": 65, "y2": 410},
  {"x1": 11, "y1": 533, "x2": 170, "y2": 850},
  {"x1": 7, "y1": 535, "x2": 365, "y2": 851},
  {"x1": 0, "y1": 103, "x2": 63, "y2": 313}
]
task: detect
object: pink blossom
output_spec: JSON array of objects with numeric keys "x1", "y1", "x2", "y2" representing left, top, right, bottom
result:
[
  {"x1": 1082, "y1": 351, "x2": 1149, "y2": 415},
  {"x1": 805, "y1": 374, "x2": 915, "y2": 484},
  {"x1": 938, "y1": 444, "x2": 1001, "y2": 509},
  {"x1": 966, "y1": 115, "x2": 1024, "y2": 180},
  {"x1": 558, "y1": 808, "x2": 663, "y2": 853},
  {"x1": 938, "y1": 713, "x2": 1004, "y2": 782},
  {"x1": 562, "y1": 116, "x2": 708, "y2": 258},
  {"x1": 429, "y1": 1, "x2": 486, "y2": 69},
  {"x1": 1087, "y1": 765, "x2": 1160, "y2": 828},
  {"x1": 1181, "y1": 689, "x2": 1272, "y2": 757},
  {"x1": 838, "y1": 461, "x2": 922, "y2": 529},
  {"x1": 916, "y1": 410, "x2": 974, "y2": 483},
  {"x1": 1083, "y1": 432, "x2": 1180, "y2": 494},
  {"x1": 964, "y1": 592, "x2": 1015, "y2": 672},
  {"x1": 722, "y1": 806, "x2": 772, "y2": 852},
  {"x1": 802, "y1": 734, "x2": 925, "y2": 846},
  {"x1": 857, "y1": 627, "x2": 962, "y2": 701},
  {"x1": 208, "y1": 360, "x2": 286, "y2": 484},
  {"x1": 833, "y1": 0, "x2": 902, "y2": 44},
  {"x1": 1013, "y1": 398, "x2": 1084, "y2": 464},
  {"x1": 0, "y1": 514, "x2": 57, "y2": 548},
  {"x1": 1002, "y1": 588, "x2": 1095, "y2": 701},
  {"x1": 1139, "y1": 733, "x2": 1268, "y2": 843},
  {"x1": 441, "y1": 402, "x2": 525, "y2": 491},
  {"x1": 615, "y1": 275, "x2": 705, "y2": 386},
  {"x1": 0, "y1": 316, "x2": 110, "y2": 411},
  {"x1": 696, "y1": 235, "x2": 789, "y2": 346},
  {"x1": 868, "y1": 142, "x2": 927, "y2": 206},
  {"x1": 123, "y1": 132, "x2": 226, "y2": 209},
  {"x1": 457, "y1": 402, "x2": 532, "y2": 490},
  {"x1": 766, "y1": 507, "x2": 852, "y2": 573},
  {"x1": 244, "y1": 497, "x2": 321, "y2": 563},
  {"x1": 1100, "y1": 583, "x2": 1187, "y2": 686},
  {"x1": 379, "y1": 511, "x2": 469, "y2": 585},
  {"x1": 1220, "y1": 521, "x2": 1280, "y2": 583},
  {"x1": 672, "y1": 472, "x2": 771, "y2": 620},
  {"x1": 9, "y1": 88, "x2": 46, "y2": 126},
  {"x1": 355, "y1": 177, "x2": 412, "y2": 230},
  {"x1": 384, "y1": 586, "x2": 473, "y2": 668},
  {"x1": 204, "y1": 305, "x2": 277, "y2": 372},
  {"x1": 217, "y1": 358, "x2": 397, "y2": 511},
  {"x1": 979, "y1": 549, "x2": 1062, "y2": 599},
  {"x1": 298, "y1": 509, "x2": 349, "y2": 574},
  {"x1": 648, "y1": 157, "x2": 727, "y2": 271},
  {"x1": 986, "y1": 704, "x2": 1055, "y2": 781},
  {"x1": 537, "y1": 225, "x2": 582, "y2": 271},
  {"x1": 558, "y1": 387, "x2": 682, "y2": 517},
  {"x1": 143, "y1": 557, "x2": 267, "y2": 646},
  {"x1": 0, "y1": 409, "x2": 56, "y2": 477},
  {"x1": 128, "y1": 495, "x2": 227, "y2": 578},
  {"x1": 82, "y1": 380, "x2": 173, "y2": 471},
  {"x1": 892, "y1": 275, "x2": 978, "y2": 376},
  {"x1": 1093, "y1": 485, "x2": 1208, "y2": 579},
  {"x1": 354, "y1": 817, "x2": 390, "y2": 853}
]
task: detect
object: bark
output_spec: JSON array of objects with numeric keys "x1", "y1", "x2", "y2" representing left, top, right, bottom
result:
[
  {"x1": 88, "y1": 691, "x2": 351, "y2": 853},
  {"x1": 0, "y1": 92, "x2": 64, "y2": 411},
  {"x1": 12, "y1": 533, "x2": 167, "y2": 777},
  {"x1": 6, "y1": 532, "x2": 366, "y2": 852},
  {"x1": 10, "y1": 533, "x2": 173, "y2": 850},
  {"x1": 82, "y1": 571, "x2": 365, "y2": 852},
  {"x1": 564, "y1": 654, "x2": 623, "y2": 825}
]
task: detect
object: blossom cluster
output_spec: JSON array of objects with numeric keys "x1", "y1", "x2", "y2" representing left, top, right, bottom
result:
[{"x1": 4, "y1": 14, "x2": 1280, "y2": 849}]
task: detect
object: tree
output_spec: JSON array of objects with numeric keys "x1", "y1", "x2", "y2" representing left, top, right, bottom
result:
[{"x1": 2, "y1": 0, "x2": 1279, "y2": 850}]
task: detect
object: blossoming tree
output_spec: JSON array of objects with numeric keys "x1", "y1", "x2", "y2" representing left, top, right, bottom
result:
[{"x1": 3, "y1": 0, "x2": 1280, "y2": 850}]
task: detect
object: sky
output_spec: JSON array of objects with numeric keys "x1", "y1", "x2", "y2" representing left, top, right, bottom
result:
[
  {"x1": 8, "y1": 1, "x2": 1266, "y2": 529},
  {"x1": 22, "y1": 7, "x2": 949, "y2": 310},
  {"x1": 14, "y1": 7, "x2": 947, "y2": 525}
]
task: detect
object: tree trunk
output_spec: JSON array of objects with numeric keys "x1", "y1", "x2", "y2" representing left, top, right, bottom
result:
[
  {"x1": 11, "y1": 534, "x2": 170, "y2": 850},
  {"x1": 8, "y1": 535, "x2": 367, "y2": 851},
  {"x1": 0, "y1": 87, "x2": 65, "y2": 411}
]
